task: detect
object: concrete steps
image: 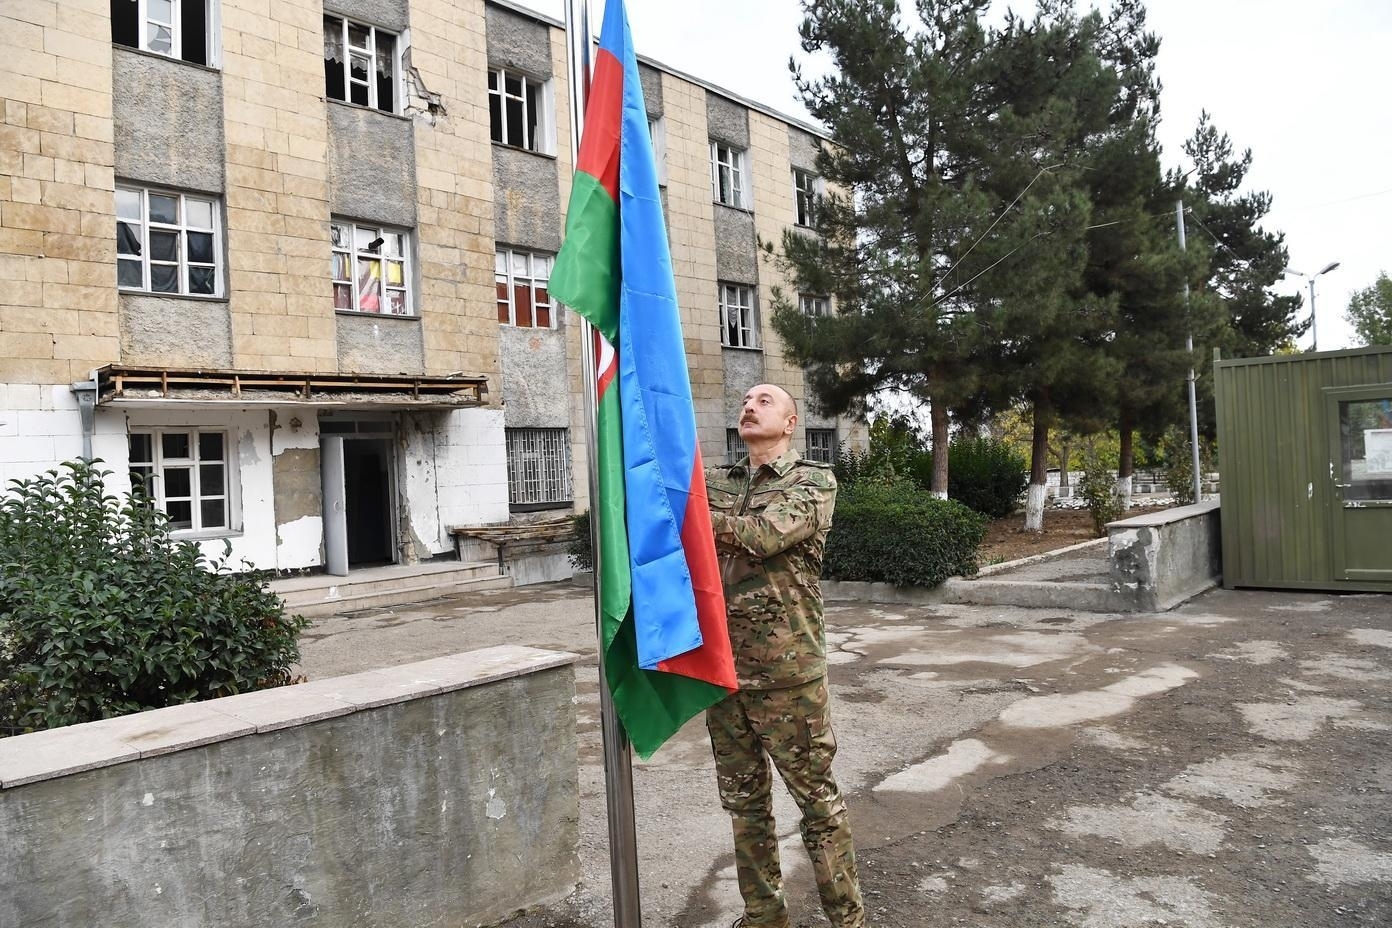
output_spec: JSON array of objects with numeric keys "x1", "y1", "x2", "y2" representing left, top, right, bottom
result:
[{"x1": 272, "y1": 560, "x2": 509, "y2": 618}]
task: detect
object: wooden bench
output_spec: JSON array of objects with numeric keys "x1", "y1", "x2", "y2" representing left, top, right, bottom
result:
[{"x1": 450, "y1": 518, "x2": 577, "y2": 574}]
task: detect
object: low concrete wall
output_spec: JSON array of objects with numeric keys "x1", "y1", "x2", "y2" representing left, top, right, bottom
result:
[
  {"x1": 0, "y1": 646, "x2": 580, "y2": 928},
  {"x1": 1108, "y1": 499, "x2": 1222, "y2": 612}
]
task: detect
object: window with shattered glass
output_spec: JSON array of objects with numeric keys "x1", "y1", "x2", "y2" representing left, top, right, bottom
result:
[
  {"x1": 116, "y1": 186, "x2": 220, "y2": 296},
  {"x1": 111, "y1": 0, "x2": 212, "y2": 66},
  {"x1": 324, "y1": 15, "x2": 398, "y2": 113}
]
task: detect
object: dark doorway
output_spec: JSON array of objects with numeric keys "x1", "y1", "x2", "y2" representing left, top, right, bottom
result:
[{"x1": 343, "y1": 438, "x2": 395, "y2": 566}]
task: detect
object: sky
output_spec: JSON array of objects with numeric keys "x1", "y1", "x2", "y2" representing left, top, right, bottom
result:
[{"x1": 514, "y1": 0, "x2": 1392, "y2": 351}]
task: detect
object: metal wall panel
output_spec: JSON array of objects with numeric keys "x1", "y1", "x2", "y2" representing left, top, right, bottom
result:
[{"x1": 1215, "y1": 346, "x2": 1392, "y2": 591}]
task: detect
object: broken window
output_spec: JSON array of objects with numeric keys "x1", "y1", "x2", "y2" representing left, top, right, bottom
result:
[
  {"x1": 331, "y1": 220, "x2": 412, "y2": 315},
  {"x1": 129, "y1": 429, "x2": 232, "y2": 533},
  {"x1": 488, "y1": 68, "x2": 550, "y2": 153},
  {"x1": 110, "y1": 0, "x2": 212, "y2": 66},
  {"x1": 793, "y1": 168, "x2": 820, "y2": 227},
  {"x1": 719, "y1": 282, "x2": 757, "y2": 348},
  {"x1": 323, "y1": 15, "x2": 398, "y2": 113},
  {"x1": 495, "y1": 249, "x2": 555, "y2": 328},
  {"x1": 798, "y1": 293, "x2": 830, "y2": 318},
  {"x1": 115, "y1": 185, "x2": 220, "y2": 296}
]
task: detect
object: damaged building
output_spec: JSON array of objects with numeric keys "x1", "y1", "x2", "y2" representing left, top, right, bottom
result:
[{"x1": 0, "y1": 0, "x2": 859, "y2": 590}]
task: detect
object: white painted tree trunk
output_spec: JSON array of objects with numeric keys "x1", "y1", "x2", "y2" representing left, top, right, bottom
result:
[
  {"x1": 1118, "y1": 473, "x2": 1133, "y2": 511},
  {"x1": 1024, "y1": 483, "x2": 1046, "y2": 532},
  {"x1": 930, "y1": 488, "x2": 948, "y2": 500}
]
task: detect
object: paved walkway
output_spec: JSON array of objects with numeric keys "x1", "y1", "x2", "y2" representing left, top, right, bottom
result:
[{"x1": 297, "y1": 582, "x2": 1392, "y2": 928}]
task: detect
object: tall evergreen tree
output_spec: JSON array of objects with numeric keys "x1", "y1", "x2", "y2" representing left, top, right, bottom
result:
[
  {"x1": 1180, "y1": 113, "x2": 1303, "y2": 359},
  {"x1": 770, "y1": 0, "x2": 1001, "y2": 498}
]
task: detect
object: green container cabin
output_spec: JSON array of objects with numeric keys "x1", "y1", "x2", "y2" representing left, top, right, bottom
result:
[{"x1": 1214, "y1": 345, "x2": 1392, "y2": 592}]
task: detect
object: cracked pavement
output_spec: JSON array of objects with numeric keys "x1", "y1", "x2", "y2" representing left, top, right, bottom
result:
[{"x1": 298, "y1": 583, "x2": 1392, "y2": 928}]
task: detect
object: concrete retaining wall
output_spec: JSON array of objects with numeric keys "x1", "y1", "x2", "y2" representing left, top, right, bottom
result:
[
  {"x1": 1108, "y1": 499, "x2": 1222, "y2": 612},
  {"x1": 0, "y1": 646, "x2": 580, "y2": 928}
]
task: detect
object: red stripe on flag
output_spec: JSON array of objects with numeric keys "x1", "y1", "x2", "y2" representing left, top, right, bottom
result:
[
  {"x1": 577, "y1": 49, "x2": 623, "y2": 201},
  {"x1": 595, "y1": 328, "x2": 617, "y2": 397},
  {"x1": 656, "y1": 449, "x2": 738, "y2": 690}
]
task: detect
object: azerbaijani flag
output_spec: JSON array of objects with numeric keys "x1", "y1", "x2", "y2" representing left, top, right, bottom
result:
[{"x1": 551, "y1": 0, "x2": 737, "y2": 759}]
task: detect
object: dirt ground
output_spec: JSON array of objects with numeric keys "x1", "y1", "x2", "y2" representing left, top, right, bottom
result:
[{"x1": 979, "y1": 505, "x2": 1171, "y2": 564}]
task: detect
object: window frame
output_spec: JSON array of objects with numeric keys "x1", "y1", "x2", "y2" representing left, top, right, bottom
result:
[
  {"x1": 495, "y1": 248, "x2": 556, "y2": 329},
  {"x1": 323, "y1": 14, "x2": 400, "y2": 113},
  {"x1": 331, "y1": 219, "x2": 413, "y2": 316},
  {"x1": 648, "y1": 116, "x2": 667, "y2": 186},
  {"x1": 115, "y1": 185, "x2": 222, "y2": 297},
  {"x1": 793, "y1": 168, "x2": 820, "y2": 227},
  {"x1": 798, "y1": 293, "x2": 831, "y2": 318},
  {"x1": 805, "y1": 428, "x2": 836, "y2": 464},
  {"x1": 488, "y1": 67, "x2": 555, "y2": 155},
  {"x1": 505, "y1": 427, "x2": 574, "y2": 509},
  {"x1": 719, "y1": 282, "x2": 758, "y2": 349},
  {"x1": 726, "y1": 428, "x2": 748, "y2": 466},
  {"x1": 710, "y1": 142, "x2": 748, "y2": 209},
  {"x1": 112, "y1": 0, "x2": 217, "y2": 67},
  {"x1": 128, "y1": 428, "x2": 237, "y2": 536}
]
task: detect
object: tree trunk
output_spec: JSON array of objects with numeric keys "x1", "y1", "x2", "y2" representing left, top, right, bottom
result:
[
  {"x1": 1024, "y1": 399, "x2": 1051, "y2": 532},
  {"x1": 1058, "y1": 439, "x2": 1073, "y2": 488},
  {"x1": 1117, "y1": 420, "x2": 1135, "y2": 511},
  {"x1": 929, "y1": 395, "x2": 949, "y2": 499}
]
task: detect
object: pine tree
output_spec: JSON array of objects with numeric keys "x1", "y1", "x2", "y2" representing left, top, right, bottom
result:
[{"x1": 770, "y1": 0, "x2": 1003, "y2": 498}]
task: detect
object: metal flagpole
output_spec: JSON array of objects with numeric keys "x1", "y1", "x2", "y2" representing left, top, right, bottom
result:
[
  {"x1": 1176, "y1": 200, "x2": 1203, "y2": 504},
  {"x1": 562, "y1": 2, "x2": 643, "y2": 926}
]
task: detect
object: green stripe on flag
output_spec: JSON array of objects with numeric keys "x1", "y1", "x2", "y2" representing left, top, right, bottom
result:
[{"x1": 551, "y1": 172, "x2": 620, "y2": 343}]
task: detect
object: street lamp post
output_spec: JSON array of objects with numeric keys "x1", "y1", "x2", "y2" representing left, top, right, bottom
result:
[{"x1": 1284, "y1": 261, "x2": 1341, "y2": 351}]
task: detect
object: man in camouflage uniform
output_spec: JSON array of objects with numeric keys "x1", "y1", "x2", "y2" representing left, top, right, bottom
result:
[{"x1": 705, "y1": 383, "x2": 864, "y2": 928}]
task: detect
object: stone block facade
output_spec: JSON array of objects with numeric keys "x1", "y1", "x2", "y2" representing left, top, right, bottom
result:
[{"x1": 0, "y1": 0, "x2": 860, "y2": 578}]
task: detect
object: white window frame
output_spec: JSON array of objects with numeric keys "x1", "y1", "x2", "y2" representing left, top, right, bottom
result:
[
  {"x1": 719, "y1": 282, "x2": 758, "y2": 349},
  {"x1": 128, "y1": 428, "x2": 237, "y2": 536},
  {"x1": 798, "y1": 293, "x2": 831, "y2": 318},
  {"x1": 710, "y1": 142, "x2": 748, "y2": 208},
  {"x1": 116, "y1": 185, "x2": 222, "y2": 297},
  {"x1": 323, "y1": 15, "x2": 400, "y2": 113},
  {"x1": 805, "y1": 428, "x2": 836, "y2": 464},
  {"x1": 506, "y1": 428, "x2": 573, "y2": 507},
  {"x1": 793, "y1": 168, "x2": 820, "y2": 227},
  {"x1": 114, "y1": 0, "x2": 218, "y2": 66},
  {"x1": 648, "y1": 116, "x2": 667, "y2": 186},
  {"x1": 496, "y1": 249, "x2": 556, "y2": 328},
  {"x1": 331, "y1": 220, "x2": 412, "y2": 316},
  {"x1": 489, "y1": 67, "x2": 555, "y2": 155}
]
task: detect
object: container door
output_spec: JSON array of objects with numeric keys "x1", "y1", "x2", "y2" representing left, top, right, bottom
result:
[
  {"x1": 321, "y1": 435, "x2": 349, "y2": 577},
  {"x1": 1329, "y1": 390, "x2": 1392, "y2": 585}
]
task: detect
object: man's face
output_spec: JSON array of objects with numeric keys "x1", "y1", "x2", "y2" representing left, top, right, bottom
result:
[{"x1": 738, "y1": 384, "x2": 796, "y2": 445}]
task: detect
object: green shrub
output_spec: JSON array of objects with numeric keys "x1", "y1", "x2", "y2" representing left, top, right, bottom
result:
[
  {"x1": 834, "y1": 416, "x2": 924, "y2": 488},
  {"x1": 1078, "y1": 455, "x2": 1123, "y2": 537},
  {"x1": 823, "y1": 482, "x2": 986, "y2": 587},
  {"x1": 1160, "y1": 427, "x2": 1214, "y2": 505},
  {"x1": 0, "y1": 461, "x2": 308, "y2": 736},
  {"x1": 567, "y1": 509, "x2": 593, "y2": 571},
  {"x1": 931, "y1": 437, "x2": 1029, "y2": 518}
]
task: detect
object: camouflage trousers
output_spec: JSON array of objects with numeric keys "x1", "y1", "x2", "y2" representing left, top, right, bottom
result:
[{"x1": 706, "y1": 676, "x2": 864, "y2": 928}]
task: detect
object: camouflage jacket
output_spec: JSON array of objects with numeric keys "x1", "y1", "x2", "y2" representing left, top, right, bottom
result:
[{"x1": 706, "y1": 447, "x2": 837, "y2": 690}]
